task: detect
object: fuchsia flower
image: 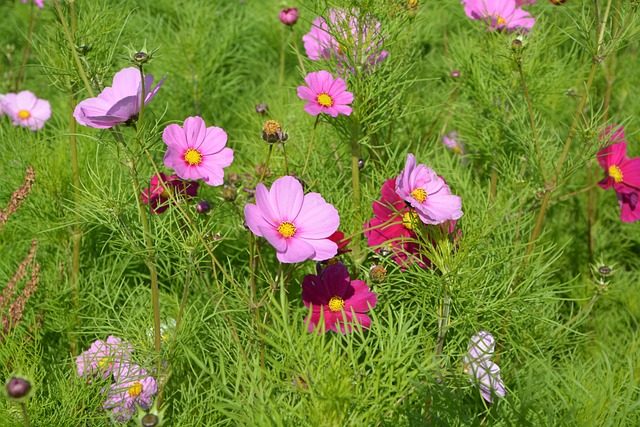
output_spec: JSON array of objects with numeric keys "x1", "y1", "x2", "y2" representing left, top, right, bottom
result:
[
  {"x1": 297, "y1": 71, "x2": 354, "y2": 117},
  {"x1": 104, "y1": 364, "x2": 157, "y2": 422},
  {"x1": 279, "y1": 8, "x2": 299, "y2": 26},
  {"x1": 461, "y1": 0, "x2": 535, "y2": 32},
  {"x1": 163, "y1": 116, "x2": 233, "y2": 186},
  {"x1": 302, "y1": 262, "x2": 377, "y2": 334},
  {"x1": 244, "y1": 176, "x2": 340, "y2": 263},
  {"x1": 464, "y1": 331, "x2": 506, "y2": 403},
  {"x1": 141, "y1": 173, "x2": 199, "y2": 214},
  {"x1": 73, "y1": 67, "x2": 165, "y2": 129},
  {"x1": 302, "y1": 8, "x2": 388, "y2": 73},
  {"x1": 75, "y1": 336, "x2": 133, "y2": 379},
  {"x1": 396, "y1": 154, "x2": 463, "y2": 225},
  {"x1": 21, "y1": 0, "x2": 44, "y2": 8},
  {"x1": 1, "y1": 90, "x2": 51, "y2": 131}
]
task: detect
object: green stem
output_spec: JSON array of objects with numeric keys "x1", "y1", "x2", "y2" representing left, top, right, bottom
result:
[
  {"x1": 350, "y1": 119, "x2": 361, "y2": 213},
  {"x1": 517, "y1": 62, "x2": 547, "y2": 183},
  {"x1": 279, "y1": 28, "x2": 286, "y2": 86},
  {"x1": 21, "y1": 402, "x2": 30, "y2": 427},
  {"x1": 260, "y1": 145, "x2": 273, "y2": 183},
  {"x1": 290, "y1": 27, "x2": 307, "y2": 76},
  {"x1": 282, "y1": 143, "x2": 290, "y2": 175},
  {"x1": 301, "y1": 116, "x2": 320, "y2": 177},
  {"x1": 435, "y1": 291, "x2": 451, "y2": 362},
  {"x1": 14, "y1": 4, "x2": 39, "y2": 92}
]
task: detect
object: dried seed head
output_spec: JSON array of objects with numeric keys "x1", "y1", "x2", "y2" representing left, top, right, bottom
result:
[
  {"x1": 369, "y1": 264, "x2": 387, "y2": 284},
  {"x1": 261, "y1": 120, "x2": 288, "y2": 143}
]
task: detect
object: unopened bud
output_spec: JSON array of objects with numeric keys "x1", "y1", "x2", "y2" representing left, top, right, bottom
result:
[
  {"x1": 141, "y1": 414, "x2": 160, "y2": 427},
  {"x1": 196, "y1": 201, "x2": 211, "y2": 213},
  {"x1": 133, "y1": 51, "x2": 150, "y2": 64},
  {"x1": 598, "y1": 265, "x2": 611, "y2": 276},
  {"x1": 511, "y1": 39, "x2": 523, "y2": 50},
  {"x1": 358, "y1": 158, "x2": 365, "y2": 169},
  {"x1": 6, "y1": 377, "x2": 31, "y2": 400},
  {"x1": 279, "y1": 8, "x2": 299, "y2": 26},
  {"x1": 255, "y1": 103, "x2": 269, "y2": 114},
  {"x1": 450, "y1": 70, "x2": 460, "y2": 78}
]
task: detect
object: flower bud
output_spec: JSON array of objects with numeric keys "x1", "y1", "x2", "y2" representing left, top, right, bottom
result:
[
  {"x1": 6, "y1": 377, "x2": 32, "y2": 401},
  {"x1": 141, "y1": 414, "x2": 160, "y2": 427},
  {"x1": 262, "y1": 120, "x2": 288, "y2": 144},
  {"x1": 450, "y1": 70, "x2": 460, "y2": 78},
  {"x1": 255, "y1": 103, "x2": 269, "y2": 114},
  {"x1": 549, "y1": 0, "x2": 567, "y2": 4},
  {"x1": 196, "y1": 201, "x2": 211, "y2": 213},
  {"x1": 221, "y1": 185, "x2": 237, "y2": 202},
  {"x1": 279, "y1": 8, "x2": 299, "y2": 26},
  {"x1": 134, "y1": 51, "x2": 150, "y2": 64},
  {"x1": 597, "y1": 265, "x2": 611, "y2": 276},
  {"x1": 358, "y1": 158, "x2": 365, "y2": 169},
  {"x1": 76, "y1": 45, "x2": 91, "y2": 56},
  {"x1": 369, "y1": 264, "x2": 387, "y2": 284},
  {"x1": 511, "y1": 39, "x2": 523, "y2": 50}
]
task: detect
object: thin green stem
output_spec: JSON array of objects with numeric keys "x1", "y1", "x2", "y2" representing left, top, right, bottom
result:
[
  {"x1": 282, "y1": 143, "x2": 290, "y2": 175},
  {"x1": 350, "y1": 119, "x2": 361, "y2": 213},
  {"x1": 435, "y1": 291, "x2": 451, "y2": 362},
  {"x1": 290, "y1": 27, "x2": 307, "y2": 76},
  {"x1": 279, "y1": 28, "x2": 286, "y2": 86},
  {"x1": 552, "y1": 293, "x2": 600, "y2": 338},
  {"x1": 517, "y1": 62, "x2": 547, "y2": 183},
  {"x1": 260, "y1": 145, "x2": 273, "y2": 183},
  {"x1": 301, "y1": 116, "x2": 320, "y2": 176},
  {"x1": 21, "y1": 402, "x2": 30, "y2": 427},
  {"x1": 14, "y1": 4, "x2": 38, "y2": 92}
]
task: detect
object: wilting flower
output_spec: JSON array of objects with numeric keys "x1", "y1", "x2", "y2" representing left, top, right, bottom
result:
[
  {"x1": 442, "y1": 131, "x2": 466, "y2": 156},
  {"x1": 279, "y1": 8, "x2": 299, "y2": 26},
  {"x1": 76, "y1": 336, "x2": 134, "y2": 379},
  {"x1": 395, "y1": 154, "x2": 463, "y2": 225},
  {"x1": 74, "y1": 67, "x2": 165, "y2": 129},
  {"x1": 463, "y1": 331, "x2": 506, "y2": 403},
  {"x1": 21, "y1": 0, "x2": 44, "y2": 8},
  {"x1": 244, "y1": 175, "x2": 340, "y2": 263},
  {"x1": 302, "y1": 262, "x2": 377, "y2": 334},
  {"x1": 104, "y1": 364, "x2": 157, "y2": 423},
  {"x1": 1, "y1": 91, "x2": 51, "y2": 131},
  {"x1": 141, "y1": 173, "x2": 199, "y2": 214},
  {"x1": 302, "y1": 8, "x2": 388, "y2": 73},
  {"x1": 297, "y1": 70, "x2": 354, "y2": 117},
  {"x1": 163, "y1": 116, "x2": 233, "y2": 186},
  {"x1": 461, "y1": 0, "x2": 535, "y2": 32}
]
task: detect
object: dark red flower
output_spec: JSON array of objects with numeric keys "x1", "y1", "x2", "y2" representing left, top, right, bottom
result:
[{"x1": 141, "y1": 173, "x2": 199, "y2": 214}]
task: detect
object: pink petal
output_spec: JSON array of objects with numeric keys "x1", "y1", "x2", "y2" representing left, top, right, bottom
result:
[
  {"x1": 269, "y1": 176, "x2": 304, "y2": 222},
  {"x1": 277, "y1": 236, "x2": 315, "y2": 263}
]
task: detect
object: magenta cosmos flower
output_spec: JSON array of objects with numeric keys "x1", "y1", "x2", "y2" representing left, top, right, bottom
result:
[
  {"x1": 302, "y1": 262, "x2": 377, "y2": 334},
  {"x1": 396, "y1": 154, "x2": 463, "y2": 225},
  {"x1": 73, "y1": 67, "x2": 165, "y2": 129},
  {"x1": 1, "y1": 91, "x2": 51, "y2": 131},
  {"x1": 23, "y1": 0, "x2": 44, "y2": 7},
  {"x1": 104, "y1": 364, "x2": 157, "y2": 423},
  {"x1": 163, "y1": 116, "x2": 233, "y2": 186},
  {"x1": 297, "y1": 70, "x2": 354, "y2": 117},
  {"x1": 75, "y1": 336, "x2": 133, "y2": 379},
  {"x1": 141, "y1": 173, "x2": 199, "y2": 214},
  {"x1": 463, "y1": 331, "x2": 506, "y2": 403},
  {"x1": 244, "y1": 176, "x2": 340, "y2": 263},
  {"x1": 279, "y1": 8, "x2": 299, "y2": 26},
  {"x1": 461, "y1": 0, "x2": 535, "y2": 32}
]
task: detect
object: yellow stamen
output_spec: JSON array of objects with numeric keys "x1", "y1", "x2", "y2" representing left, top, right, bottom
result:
[
  {"x1": 491, "y1": 14, "x2": 507, "y2": 25},
  {"x1": 402, "y1": 211, "x2": 420, "y2": 230},
  {"x1": 277, "y1": 221, "x2": 296, "y2": 238},
  {"x1": 453, "y1": 146, "x2": 462, "y2": 154},
  {"x1": 608, "y1": 165, "x2": 623, "y2": 183},
  {"x1": 410, "y1": 188, "x2": 427, "y2": 203},
  {"x1": 98, "y1": 357, "x2": 111, "y2": 369},
  {"x1": 328, "y1": 296, "x2": 345, "y2": 312},
  {"x1": 18, "y1": 110, "x2": 31, "y2": 119},
  {"x1": 128, "y1": 382, "x2": 143, "y2": 397},
  {"x1": 184, "y1": 148, "x2": 203, "y2": 166},
  {"x1": 317, "y1": 93, "x2": 334, "y2": 107}
]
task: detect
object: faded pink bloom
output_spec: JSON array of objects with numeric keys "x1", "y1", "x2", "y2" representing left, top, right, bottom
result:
[
  {"x1": 297, "y1": 70, "x2": 354, "y2": 117},
  {"x1": 141, "y1": 173, "x2": 199, "y2": 214},
  {"x1": 461, "y1": 0, "x2": 535, "y2": 32},
  {"x1": 104, "y1": 364, "x2": 157, "y2": 422},
  {"x1": 279, "y1": 8, "x2": 299, "y2": 26},
  {"x1": 442, "y1": 131, "x2": 466, "y2": 157},
  {"x1": 1, "y1": 91, "x2": 51, "y2": 131},
  {"x1": 244, "y1": 176, "x2": 340, "y2": 263},
  {"x1": 463, "y1": 331, "x2": 506, "y2": 403},
  {"x1": 395, "y1": 154, "x2": 463, "y2": 225},
  {"x1": 21, "y1": 0, "x2": 44, "y2": 8},
  {"x1": 163, "y1": 116, "x2": 233, "y2": 186},
  {"x1": 302, "y1": 262, "x2": 377, "y2": 334},
  {"x1": 75, "y1": 336, "x2": 133, "y2": 379},
  {"x1": 73, "y1": 67, "x2": 165, "y2": 129}
]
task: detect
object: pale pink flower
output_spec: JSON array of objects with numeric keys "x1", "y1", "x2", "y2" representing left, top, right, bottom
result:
[
  {"x1": 464, "y1": 331, "x2": 506, "y2": 403},
  {"x1": 461, "y1": 0, "x2": 535, "y2": 32},
  {"x1": 244, "y1": 176, "x2": 340, "y2": 263},
  {"x1": 73, "y1": 67, "x2": 165, "y2": 129},
  {"x1": 75, "y1": 336, "x2": 133, "y2": 379},
  {"x1": 442, "y1": 131, "x2": 466, "y2": 155},
  {"x1": 21, "y1": 0, "x2": 44, "y2": 8},
  {"x1": 395, "y1": 154, "x2": 463, "y2": 225},
  {"x1": 104, "y1": 364, "x2": 157, "y2": 423},
  {"x1": 297, "y1": 70, "x2": 354, "y2": 117},
  {"x1": 163, "y1": 116, "x2": 233, "y2": 186},
  {"x1": 1, "y1": 91, "x2": 51, "y2": 131}
]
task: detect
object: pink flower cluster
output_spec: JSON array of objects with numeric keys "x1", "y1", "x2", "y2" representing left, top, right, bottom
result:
[
  {"x1": 1, "y1": 91, "x2": 51, "y2": 131},
  {"x1": 76, "y1": 336, "x2": 157, "y2": 423},
  {"x1": 461, "y1": 0, "x2": 535, "y2": 32},
  {"x1": 597, "y1": 126, "x2": 640, "y2": 222}
]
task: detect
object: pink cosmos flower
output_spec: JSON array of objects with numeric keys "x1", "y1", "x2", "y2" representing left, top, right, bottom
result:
[
  {"x1": 279, "y1": 8, "x2": 299, "y2": 26},
  {"x1": 104, "y1": 364, "x2": 157, "y2": 423},
  {"x1": 73, "y1": 67, "x2": 165, "y2": 129},
  {"x1": 141, "y1": 173, "x2": 199, "y2": 214},
  {"x1": 1, "y1": 91, "x2": 51, "y2": 131},
  {"x1": 302, "y1": 262, "x2": 377, "y2": 334},
  {"x1": 244, "y1": 175, "x2": 340, "y2": 263},
  {"x1": 597, "y1": 129, "x2": 640, "y2": 194},
  {"x1": 75, "y1": 336, "x2": 133, "y2": 379},
  {"x1": 21, "y1": 0, "x2": 44, "y2": 8},
  {"x1": 163, "y1": 116, "x2": 233, "y2": 186},
  {"x1": 461, "y1": 0, "x2": 535, "y2": 32},
  {"x1": 302, "y1": 8, "x2": 388, "y2": 73},
  {"x1": 463, "y1": 331, "x2": 506, "y2": 403},
  {"x1": 297, "y1": 70, "x2": 354, "y2": 117},
  {"x1": 442, "y1": 131, "x2": 467, "y2": 160},
  {"x1": 395, "y1": 154, "x2": 463, "y2": 225}
]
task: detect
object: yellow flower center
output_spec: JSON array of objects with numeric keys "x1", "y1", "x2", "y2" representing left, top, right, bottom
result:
[
  {"x1": 328, "y1": 296, "x2": 345, "y2": 312},
  {"x1": 98, "y1": 357, "x2": 111, "y2": 369},
  {"x1": 277, "y1": 221, "x2": 296, "y2": 238},
  {"x1": 184, "y1": 148, "x2": 203, "y2": 166},
  {"x1": 490, "y1": 14, "x2": 507, "y2": 25},
  {"x1": 411, "y1": 188, "x2": 427, "y2": 203},
  {"x1": 127, "y1": 381, "x2": 143, "y2": 397},
  {"x1": 453, "y1": 146, "x2": 462, "y2": 154},
  {"x1": 317, "y1": 93, "x2": 334, "y2": 107},
  {"x1": 402, "y1": 211, "x2": 420, "y2": 230},
  {"x1": 18, "y1": 110, "x2": 31, "y2": 119},
  {"x1": 608, "y1": 165, "x2": 623, "y2": 183}
]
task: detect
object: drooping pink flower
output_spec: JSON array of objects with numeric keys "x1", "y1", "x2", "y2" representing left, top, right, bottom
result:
[
  {"x1": 21, "y1": 0, "x2": 44, "y2": 8},
  {"x1": 75, "y1": 336, "x2": 133, "y2": 379},
  {"x1": 302, "y1": 8, "x2": 389, "y2": 73},
  {"x1": 297, "y1": 70, "x2": 354, "y2": 117},
  {"x1": 73, "y1": 67, "x2": 165, "y2": 129},
  {"x1": 302, "y1": 262, "x2": 377, "y2": 334},
  {"x1": 163, "y1": 116, "x2": 233, "y2": 186},
  {"x1": 104, "y1": 364, "x2": 157, "y2": 423},
  {"x1": 461, "y1": 0, "x2": 535, "y2": 32},
  {"x1": 279, "y1": 8, "x2": 299, "y2": 26},
  {"x1": 1, "y1": 91, "x2": 51, "y2": 131},
  {"x1": 395, "y1": 154, "x2": 463, "y2": 225},
  {"x1": 244, "y1": 176, "x2": 340, "y2": 263},
  {"x1": 463, "y1": 331, "x2": 506, "y2": 403},
  {"x1": 141, "y1": 173, "x2": 199, "y2": 214}
]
